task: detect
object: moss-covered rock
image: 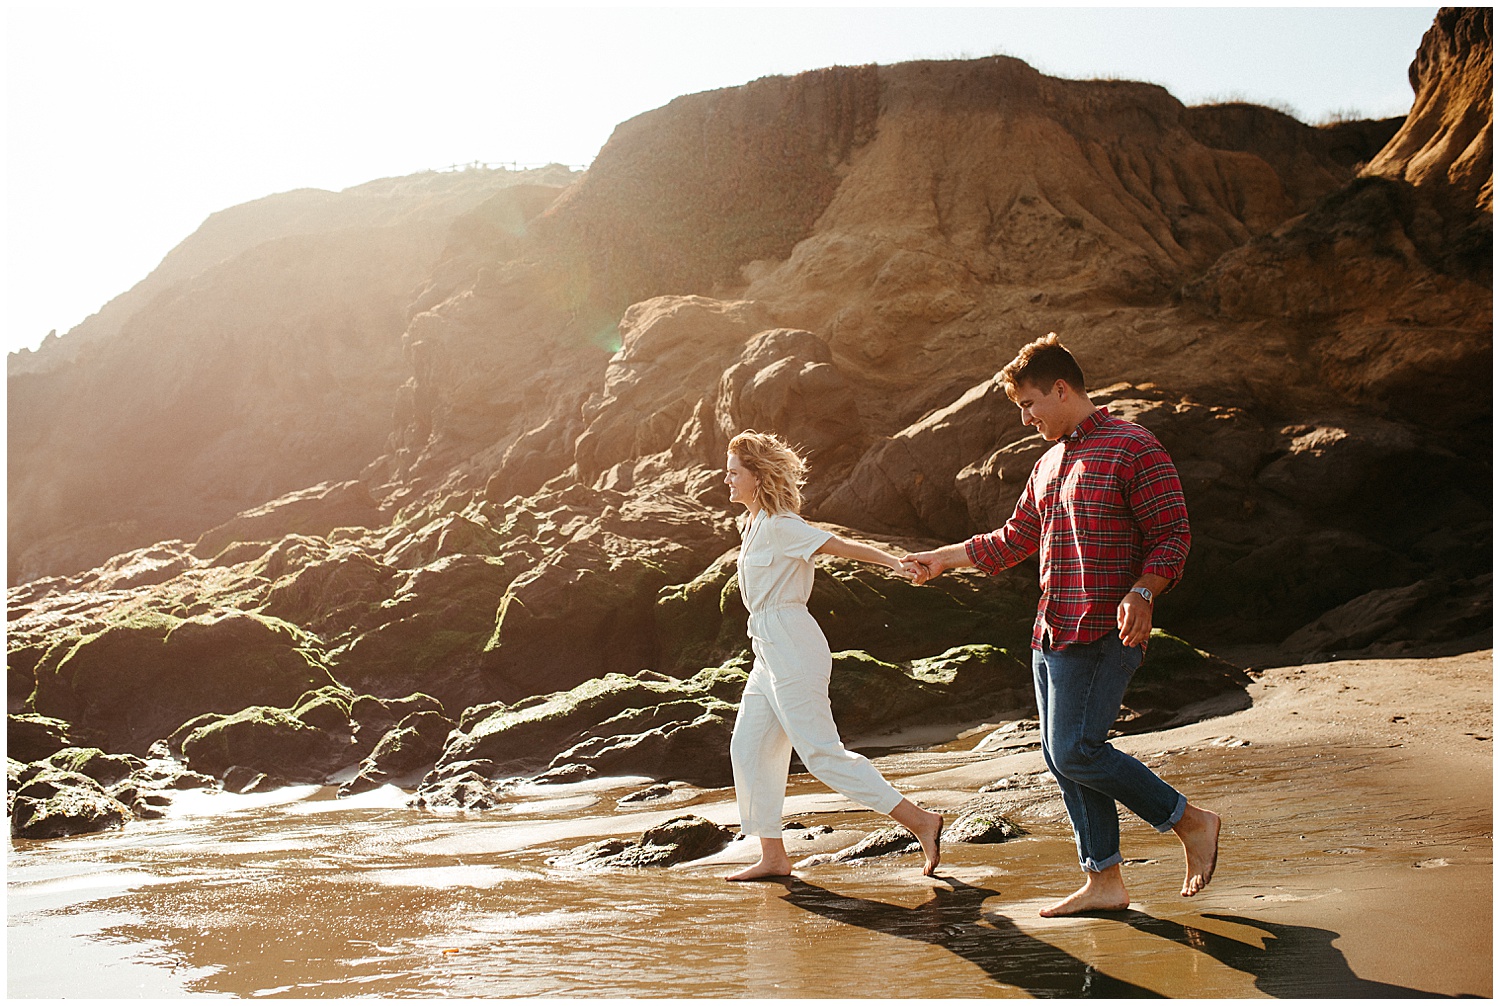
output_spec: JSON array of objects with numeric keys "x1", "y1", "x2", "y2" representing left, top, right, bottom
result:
[
  {"x1": 292, "y1": 687, "x2": 354, "y2": 731},
  {"x1": 259, "y1": 550, "x2": 397, "y2": 634},
  {"x1": 794, "y1": 826, "x2": 922, "y2": 867},
  {"x1": 7, "y1": 713, "x2": 75, "y2": 763},
  {"x1": 1119, "y1": 630, "x2": 1254, "y2": 731},
  {"x1": 180, "y1": 704, "x2": 357, "y2": 782},
  {"x1": 340, "y1": 710, "x2": 456, "y2": 795},
  {"x1": 11, "y1": 769, "x2": 132, "y2": 839},
  {"x1": 166, "y1": 712, "x2": 226, "y2": 756},
  {"x1": 439, "y1": 665, "x2": 747, "y2": 777},
  {"x1": 946, "y1": 802, "x2": 1026, "y2": 844},
  {"x1": 29, "y1": 610, "x2": 337, "y2": 754},
  {"x1": 478, "y1": 488, "x2": 739, "y2": 701},
  {"x1": 328, "y1": 555, "x2": 514, "y2": 709},
  {"x1": 40, "y1": 747, "x2": 145, "y2": 787},
  {"x1": 551, "y1": 701, "x2": 737, "y2": 786},
  {"x1": 550, "y1": 814, "x2": 734, "y2": 869},
  {"x1": 7, "y1": 758, "x2": 26, "y2": 815}
]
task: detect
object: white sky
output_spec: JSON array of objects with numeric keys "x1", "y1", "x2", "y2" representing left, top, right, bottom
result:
[{"x1": 5, "y1": 3, "x2": 1440, "y2": 355}]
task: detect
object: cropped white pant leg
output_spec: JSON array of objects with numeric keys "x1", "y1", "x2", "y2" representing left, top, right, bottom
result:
[{"x1": 731, "y1": 604, "x2": 904, "y2": 838}]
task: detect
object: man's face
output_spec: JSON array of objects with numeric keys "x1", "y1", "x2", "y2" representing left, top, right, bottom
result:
[{"x1": 1011, "y1": 379, "x2": 1070, "y2": 441}]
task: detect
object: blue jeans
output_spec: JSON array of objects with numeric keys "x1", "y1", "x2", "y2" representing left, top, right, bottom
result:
[{"x1": 1033, "y1": 632, "x2": 1187, "y2": 872}]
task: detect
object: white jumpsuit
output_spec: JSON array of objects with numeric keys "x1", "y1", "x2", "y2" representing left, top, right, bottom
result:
[{"x1": 730, "y1": 511, "x2": 904, "y2": 838}]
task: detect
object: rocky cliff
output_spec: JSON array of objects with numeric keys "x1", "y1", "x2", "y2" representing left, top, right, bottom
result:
[
  {"x1": 8, "y1": 166, "x2": 578, "y2": 582},
  {"x1": 8, "y1": 10, "x2": 1490, "y2": 832}
]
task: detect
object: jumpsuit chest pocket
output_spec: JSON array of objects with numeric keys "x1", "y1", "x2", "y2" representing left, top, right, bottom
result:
[{"x1": 742, "y1": 546, "x2": 775, "y2": 567}]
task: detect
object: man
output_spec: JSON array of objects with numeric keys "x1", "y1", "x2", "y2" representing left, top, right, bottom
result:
[{"x1": 904, "y1": 333, "x2": 1220, "y2": 917}]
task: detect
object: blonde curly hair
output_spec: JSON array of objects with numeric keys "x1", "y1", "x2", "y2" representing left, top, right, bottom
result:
[{"x1": 727, "y1": 430, "x2": 808, "y2": 515}]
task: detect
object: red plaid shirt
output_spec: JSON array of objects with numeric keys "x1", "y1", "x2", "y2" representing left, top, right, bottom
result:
[{"x1": 965, "y1": 407, "x2": 1190, "y2": 650}]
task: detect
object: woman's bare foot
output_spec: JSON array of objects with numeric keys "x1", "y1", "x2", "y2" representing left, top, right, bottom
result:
[
  {"x1": 1173, "y1": 804, "x2": 1221, "y2": 896},
  {"x1": 890, "y1": 799, "x2": 944, "y2": 876},
  {"x1": 725, "y1": 857, "x2": 793, "y2": 882},
  {"x1": 726, "y1": 836, "x2": 792, "y2": 882},
  {"x1": 1038, "y1": 865, "x2": 1130, "y2": 917}
]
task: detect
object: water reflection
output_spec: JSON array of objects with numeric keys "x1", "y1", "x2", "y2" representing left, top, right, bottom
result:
[{"x1": 779, "y1": 877, "x2": 1160, "y2": 997}]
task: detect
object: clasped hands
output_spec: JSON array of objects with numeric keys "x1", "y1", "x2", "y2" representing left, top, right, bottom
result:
[{"x1": 895, "y1": 551, "x2": 944, "y2": 585}]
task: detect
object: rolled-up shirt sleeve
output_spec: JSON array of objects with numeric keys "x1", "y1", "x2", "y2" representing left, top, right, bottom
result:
[
  {"x1": 964, "y1": 470, "x2": 1043, "y2": 575},
  {"x1": 1126, "y1": 444, "x2": 1191, "y2": 588},
  {"x1": 777, "y1": 513, "x2": 835, "y2": 561}
]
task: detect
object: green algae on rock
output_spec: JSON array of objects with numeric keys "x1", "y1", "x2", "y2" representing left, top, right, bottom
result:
[
  {"x1": 7, "y1": 713, "x2": 78, "y2": 764},
  {"x1": 340, "y1": 709, "x2": 456, "y2": 796},
  {"x1": 549, "y1": 814, "x2": 735, "y2": 869},
  {"x1": 180, "y1": 705, "x2": 356, "y2": 783},
  {"x1": 11, "y1": 768, "x2": 132, "y2": 839},
  {"x1": 29, "y1": 610, "x2": 335, "y2": 755}
]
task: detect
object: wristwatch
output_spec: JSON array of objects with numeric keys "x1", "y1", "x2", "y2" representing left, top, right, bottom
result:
[{"x1": 1129, "y1": 585, "x2": 1154, "y2": 604}]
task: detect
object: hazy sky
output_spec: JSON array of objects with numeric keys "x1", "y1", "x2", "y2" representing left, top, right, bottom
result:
[{"x1": 6, "y1": 3, "x2": 1440, "y2": 355}]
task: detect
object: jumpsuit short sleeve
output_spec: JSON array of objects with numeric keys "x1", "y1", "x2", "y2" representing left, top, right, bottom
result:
[{"x1": 774, "y1": 513, "x2": 834, "y2": 562}]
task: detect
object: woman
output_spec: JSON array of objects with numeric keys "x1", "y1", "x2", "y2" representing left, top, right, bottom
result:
[{"x1": 723, "y1": 430, "x2": 943, "y2": 881}]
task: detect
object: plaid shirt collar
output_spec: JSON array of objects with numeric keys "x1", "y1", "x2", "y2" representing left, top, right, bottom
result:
[{"x1": 1063, "y1": 406, "x2": 1111, "y2": 447}]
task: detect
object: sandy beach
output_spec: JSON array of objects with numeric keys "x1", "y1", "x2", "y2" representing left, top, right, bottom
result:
[{"x1": 8, "y1": 647, "x2": 1490, "y2": 998}]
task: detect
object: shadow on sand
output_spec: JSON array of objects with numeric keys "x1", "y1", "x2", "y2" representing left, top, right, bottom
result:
[{"x1": 779, "y1": 877, "x2": 1454, "y2": 998}]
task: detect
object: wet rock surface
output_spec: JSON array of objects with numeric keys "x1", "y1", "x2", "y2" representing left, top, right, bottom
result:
[
  {"x1": 945, "y1": 798, "x2": 1027, "y2": 844},
  {"x1": 550, "y1": 815, "x2": 734, "y2": 869},
  {"x1": 340, "y1": 710, "x2": 456, "y2": 796},
  {"x1": 795, "y1": 826, "x2": 922, "y2": 868},
  {"x1": 10, "y1": 768, "x2": 132, "y2": 839}
]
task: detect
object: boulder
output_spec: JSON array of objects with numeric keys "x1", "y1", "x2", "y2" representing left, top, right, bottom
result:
[
  {"x1": 180, "y1": 704, "x2": 357, "y2": 783},
  {"x1": 29, "y1": 610, "x2": 337, "y2": 754},
  {"x1": 1282, "y1": 575, "x2": 1492, "y2": 656},
  {"x1": 39, "y1": 747, "x2": 145, "y2": 787},
  {"x1": 946, "y1": 798, "x2": 1027, "y2": 844},
  {"x1": 411, "y1": 771, "x2": 508, "y2": 811},
  {"x1": 795, "y1": 826, "x2": 921, "y2": 868},
  {"x1": 549, "y1": 815, "x2": 734, "y2": 869},
  {"x1": 713, "y1": 328, "x2": 866, "y2": 489},
  {"x1": 329, "y1": 554, "x2": 514, "y2": 707},
  {"x1": 291, "y1": 688, "x2": 355, "y2": 732},
  {"x1": 549, "y1": 703, "x2": 737, "y2": 787},
  {"x1": 1117, "y1": 631, "x2": 1254, "y2": 732},
  {"x1": 339, "y1": 710, "x2": 456, "y2": 796},
  {"x1": 439, "y1": 666, "x2": 749, "y2": 778},
  {"x1": 11, "y1": 769, "x2": 132, "y2": 839},
  {"x1": 571, "y1": 296, "x2": 773, "y2": 482},
  {"x1": 479, "y1": 488, "x2": 738, "y2": 701},
  {"x1": 820, "y1": 376, "x2": 1023, "y2": 540},
  {"x1": 7, "y1": 713, "x2": 75, "y2": 764}
]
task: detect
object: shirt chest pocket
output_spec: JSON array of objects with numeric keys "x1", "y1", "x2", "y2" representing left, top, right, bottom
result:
[
  {"x1": 1066, "y1": 470, "x2": 1126, "y2": 527},
  {"x1": 742, "y1": 546, "x2": 775, "y2": 567}
]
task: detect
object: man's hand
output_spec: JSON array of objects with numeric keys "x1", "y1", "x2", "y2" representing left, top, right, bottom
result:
[
  {"x1": 902, "y1": 551, "x2": 945, "y2": 585},
  {"x1": 1117, "y1": 591, "x2": 1153, "y2": 647}
]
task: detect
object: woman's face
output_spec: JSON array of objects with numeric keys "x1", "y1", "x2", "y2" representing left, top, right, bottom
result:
[{"x1": 725, "y1": 453, "x2": 760, "y2": 508}]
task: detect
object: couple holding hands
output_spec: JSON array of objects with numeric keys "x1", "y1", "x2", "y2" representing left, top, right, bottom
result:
[{"x1": 722, "y1": 334, "x2": 1220, "y2": 918}]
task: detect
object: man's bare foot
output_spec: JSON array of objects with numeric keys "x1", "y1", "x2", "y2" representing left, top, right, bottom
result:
[
  {"x1": 890, "y1": 800, "x2": 943, "y2": 876},
  {"x1": 1038, "y1": 866, "x2": 1130, "y2": 917},
  {"x1": 725, "y1": 856, "x2": 793, "y2": 882},
  {"x1": 1173, "y1": 804, "x2": 1221, "y2": 897}
]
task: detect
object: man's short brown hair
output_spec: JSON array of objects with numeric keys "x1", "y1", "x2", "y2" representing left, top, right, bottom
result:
[{"x1": 997, "y1": 332, "x2": 1086, "y2": 398}]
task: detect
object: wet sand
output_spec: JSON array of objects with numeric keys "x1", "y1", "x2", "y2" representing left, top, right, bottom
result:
[{"x1": 8, "y1": 650, "x2": 1491, "y2": 997}]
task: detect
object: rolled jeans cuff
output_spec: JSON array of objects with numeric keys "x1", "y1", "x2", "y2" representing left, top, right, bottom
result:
[
  {"x1": 1152, "y1": 792, "x2": 1188, "y2": 834},
  {"x1": 1082, "y1": 851, "x2": 1125, "y2": 873}
]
